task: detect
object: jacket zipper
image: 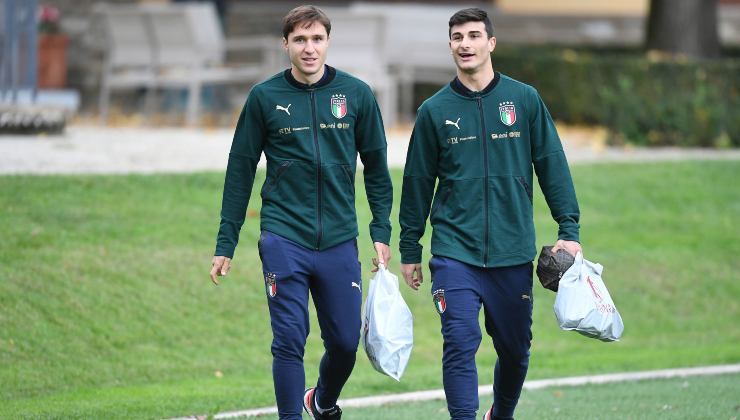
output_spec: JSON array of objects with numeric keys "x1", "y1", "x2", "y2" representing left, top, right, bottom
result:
[
  {"x1": 310, "y1": 90, "x2": 323, "y2": 249},
  {"x1": 477, "y1": 97, "x2": 489, "y2": 267}
]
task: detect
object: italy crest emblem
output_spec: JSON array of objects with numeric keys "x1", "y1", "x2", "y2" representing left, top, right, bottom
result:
[
  {"x1": 499, "y1": 101, "x2": 516, "y2": 126},
  {"x1": 433, "y1": 289, "x2": 446, "y2": 314},
  {"x1": 265, "y1": 272, "x2": 277, "y2": 298},
  {"x1": 331, "y1": 94, "x2": 347, "y2": 119}
]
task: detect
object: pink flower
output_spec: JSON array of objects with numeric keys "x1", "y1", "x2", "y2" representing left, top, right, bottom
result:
[
  {"x1": 38, "y1": 5, "x2": 61, "y2": 33},
  {"x1": 39, "y1": 5, "x2": 60, "y2": 23}
]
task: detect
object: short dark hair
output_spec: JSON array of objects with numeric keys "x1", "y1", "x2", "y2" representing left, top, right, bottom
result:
[
  {"x1": 282, "y1": 5, "x2": 331, "y2": 40},
  {"x1": 448, "y1": 8, "x2": 494, "y2": 39}
]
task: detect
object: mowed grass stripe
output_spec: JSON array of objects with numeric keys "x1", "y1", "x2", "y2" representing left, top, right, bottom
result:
[
  {"x1": 353, "y1": 371, "x2": 740, "y2": 420},
  {"x1": 167, "y1": 365, "x2": 740, "y2": 419},
  {"x1": 0, "y1": 161, "x2": 738, "y2": 419}
]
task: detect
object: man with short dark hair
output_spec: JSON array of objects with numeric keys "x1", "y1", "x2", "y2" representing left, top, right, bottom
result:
[
  {"x1": 210, "y1": 5, "x2": 393, "y2": 419},
  {"x1": 399, "y1": 8, "x2": 582, "y2": 420}
]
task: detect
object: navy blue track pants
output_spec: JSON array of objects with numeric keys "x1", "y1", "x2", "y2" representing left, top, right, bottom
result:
[
  {"x1": 429, "y1": 256, "x2": 534, "y2": 420},
  {"x1": 258, "y1": 231, "x2": 362, "y2": 420}
]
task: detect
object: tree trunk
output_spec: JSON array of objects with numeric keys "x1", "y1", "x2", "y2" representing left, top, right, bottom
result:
[{"x1": 646, "y1": 0, "x2": 720, "y2": 59}]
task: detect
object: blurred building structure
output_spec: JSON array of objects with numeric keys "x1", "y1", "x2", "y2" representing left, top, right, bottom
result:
[{"x1": 15, "y1": 0, "x2": 740, "y2": 126}]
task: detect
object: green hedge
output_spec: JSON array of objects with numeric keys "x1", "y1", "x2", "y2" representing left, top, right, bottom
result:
[{"x1": 418, "y1": 48, "x2": 739, "y2": 147}]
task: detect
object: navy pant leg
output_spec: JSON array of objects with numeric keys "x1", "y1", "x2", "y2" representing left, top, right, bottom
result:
[
  {"x1": 430, "y1": 256, "x2": 483, "y2": 420},
  {"x1": 311, "y1": 238, "x2": 363, "y2": 409},
  {"x1": 259, "y1": 231, "x2": 312, "y2": 420},
  {"x1": 481, "y1": 262, "x2": 534, "y2": 420}
]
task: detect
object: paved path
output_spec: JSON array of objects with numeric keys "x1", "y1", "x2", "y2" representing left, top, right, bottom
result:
[
  {"x1": 1, "y1": 125, "x2": 738, "y2": 175},
  {"x1": 166, "y1": 364, "x2": 740, "y2": 419}
]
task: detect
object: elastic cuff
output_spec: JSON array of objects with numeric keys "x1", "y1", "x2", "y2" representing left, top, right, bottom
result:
[
  {"x1": 370, "y1": 228, "x2": 391, "y2": 246},
  {"x1": 557, "y1": 234, "x2": 580, "y2": 243},
  {"x1": 400, "y1": 249, "x2": 422, "y2": 264},
  {"x1": 214, "y1": 246, "x2": 235, "y2": 259},
  {"x1": 557, "y1": 227, "x2": 580, "y2": 243}
]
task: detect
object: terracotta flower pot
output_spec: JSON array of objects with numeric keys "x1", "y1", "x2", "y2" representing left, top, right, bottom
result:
[{"x1": 37, "y1": 33, "x2": 69, "y2": 89}]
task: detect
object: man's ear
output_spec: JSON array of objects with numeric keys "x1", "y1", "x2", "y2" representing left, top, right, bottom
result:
[
  {"x1": 282, "y1": 37, "x2": 288, "y2": 51},
  {"x1": 489, "y1": 36, "x2": 497, "y2": 53}
]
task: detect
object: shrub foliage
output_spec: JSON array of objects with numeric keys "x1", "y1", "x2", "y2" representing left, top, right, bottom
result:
[{"x1": 418, "y1": 48, "x2": 739, "y2": 147}]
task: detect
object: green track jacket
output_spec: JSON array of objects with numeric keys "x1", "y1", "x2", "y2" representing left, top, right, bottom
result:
[
  {"x1": 215, "y1": 66, "x2": 392, "y2": 258},
  {"x1": 400, "y1": 72, "x2": 580, "y2": 268}
]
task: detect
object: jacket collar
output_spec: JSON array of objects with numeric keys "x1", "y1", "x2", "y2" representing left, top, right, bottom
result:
[
  {"x1": 284, "y1": 65, "x2": 336, "y2": 90},
  {"x1": 450, "y1": 71, "x2": 501, "y2": 97}
]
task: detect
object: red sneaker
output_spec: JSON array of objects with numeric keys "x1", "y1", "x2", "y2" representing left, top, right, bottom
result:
[
  {"x1": 483, "y1": 405, "x2": 493, "y2": 420},
  {"x1": 303, "y1": 387, "x2": 342, "y2": 419}
]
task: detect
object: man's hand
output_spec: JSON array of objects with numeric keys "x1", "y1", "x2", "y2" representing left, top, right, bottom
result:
[
  {"x1": 372, "y1": 242, "x2": 391, "y2": 272},
  {"x1": 210, "y1": 256, "x2": 232, "y2": 285},
  {"x1": 551, "y1": 239, "x2": 582, "y2": 257},
  {"x1": 401, "y1": 263, "x2": 423, "y2": 290}
]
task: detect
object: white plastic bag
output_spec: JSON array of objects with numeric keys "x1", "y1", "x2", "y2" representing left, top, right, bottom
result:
[
  {"x1": 361, "y1": 264, "x2": 413, "y2": 380},
  {"x1": 554, "y1": 252, "x2": 624, "y2": 341}
]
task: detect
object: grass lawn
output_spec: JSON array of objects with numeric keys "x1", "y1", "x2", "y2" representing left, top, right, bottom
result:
[
  {"x1": 0, "y1": 161, "x2": 738, "y2": 419},
  {"x1": 354, "y1": 372, "x2": 740, "y2": 419}
]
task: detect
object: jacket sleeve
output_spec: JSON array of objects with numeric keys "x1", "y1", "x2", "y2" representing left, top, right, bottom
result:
[
  {"x1": 214, "y1": 90, "x2": 266, "y2": 258},
  {"x1": 528, "y1": 88, "x2": 580, "y2": 242},
  {"x1": 356, "y1": 85, "x2": 393, "y2": 245},
  {"x1": 399, "y1": 106, "x2": 439, "y2": 264}
]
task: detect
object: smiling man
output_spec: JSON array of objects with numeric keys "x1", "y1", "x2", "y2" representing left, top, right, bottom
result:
[
  {"x1": 209, "y1": 5, "x2": 392, "y2": 420},
  {"x1": 399, "y1": 8, "x2": 582, "y2": 420}
]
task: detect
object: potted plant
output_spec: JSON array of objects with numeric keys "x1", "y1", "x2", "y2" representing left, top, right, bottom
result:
[{"x1": 37, "y1": 4, "x2": 69, "y2": 89}]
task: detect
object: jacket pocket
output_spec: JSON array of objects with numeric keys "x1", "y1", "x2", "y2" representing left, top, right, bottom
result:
[
  {"x1": 430, "y1": 178, "x2": 485, "y2": 259},
  {"x1": 321, "y1": 164, "x2": 358, "y2": 238},
  {"x1": 341, "y1": 164, "x2": 355, "y2": 186},
  {"x1": 516, "y1": 176, "x2": 533, "y2": 204},
  {"x1": 430, "y1": 185, "x2": 452, "y2": 219},
  {"x1": 489, "y1": 176, "x2": 535, "y2": 256},
  {"x1": 263, "y1": 161, "x2": 293, "y2": 195},
  {"x1": 260, "y1": 161, "x2": 316, "y2": 238}
]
